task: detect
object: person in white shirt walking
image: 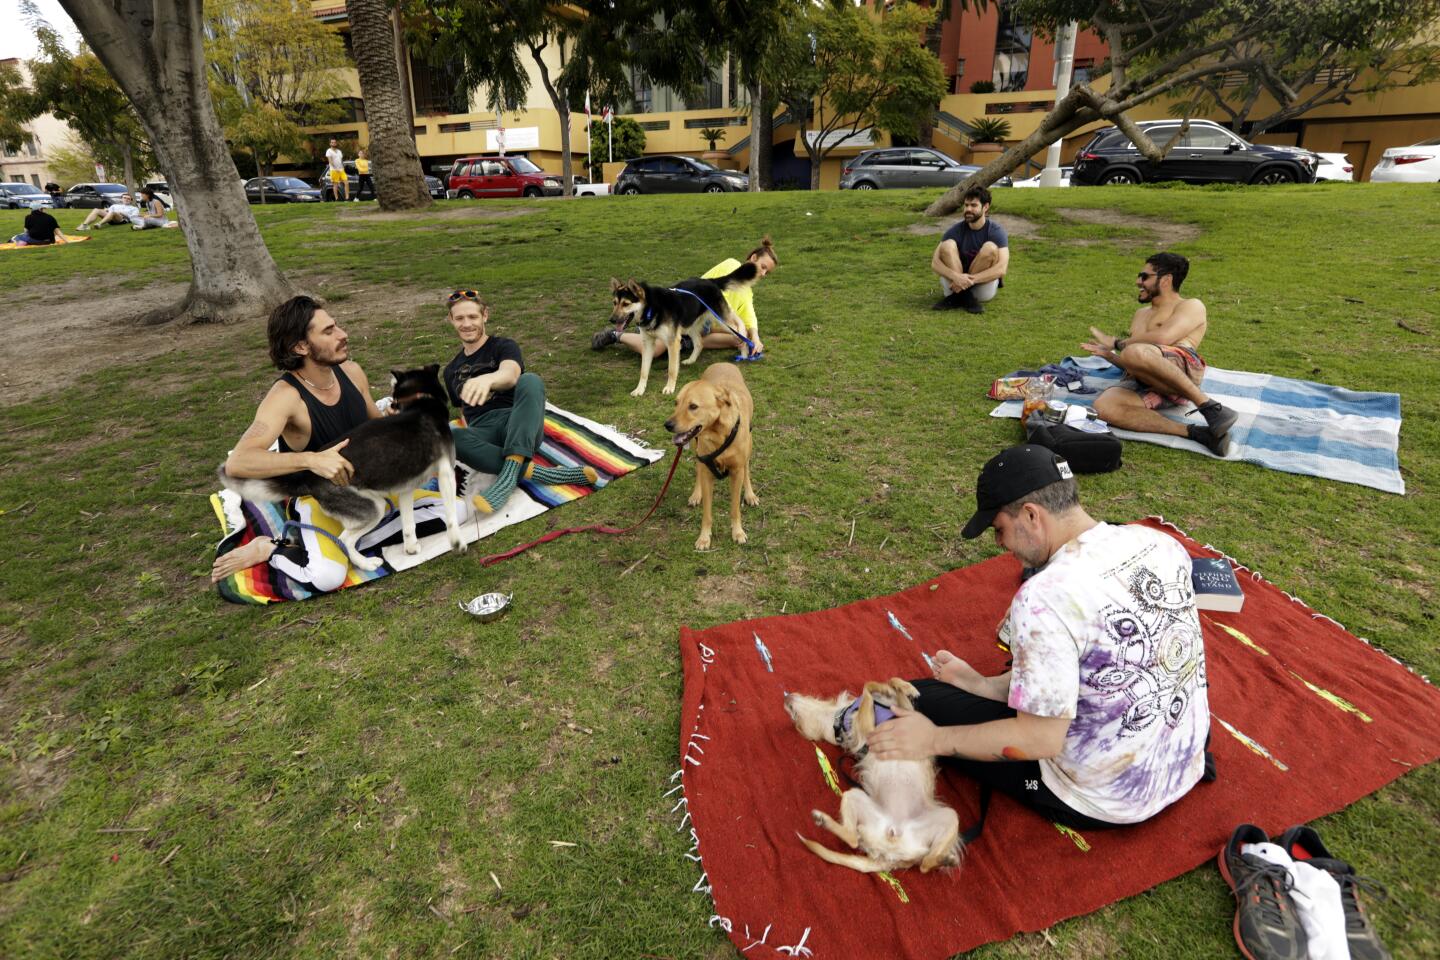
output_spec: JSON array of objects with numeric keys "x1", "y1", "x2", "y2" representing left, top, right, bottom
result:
[{"x1": 324, "y1": 138, "x2": 349, "y2": 202}]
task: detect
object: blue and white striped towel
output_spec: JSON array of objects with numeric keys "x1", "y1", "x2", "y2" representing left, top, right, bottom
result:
[{"x1": 990, "y1": 356, "x2": 1405, "y2": 494}]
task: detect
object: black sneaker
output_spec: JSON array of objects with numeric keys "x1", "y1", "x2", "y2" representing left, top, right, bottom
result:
[
  {"x1": 931, "y1": 291, "x2": 969, "y2": 311},
  {"x1": 1275, "y1": 825, "x2": 1391, "y2": 960},
  {"x1": 1187, "y1": 423, "x2": 1231, "y2": 457},
  {"x1": 1218, "y1": 824, "x2": 1308, "y2": 960},
  {"x1": 591, "y1": 327, "x2": 620, "y2": 350},
  {"x1": 1197, "y1": 400, "x2": 1238, "y2": 439}
]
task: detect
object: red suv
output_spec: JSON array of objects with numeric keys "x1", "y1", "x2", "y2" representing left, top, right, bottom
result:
[{"x1": 447, "y1": 155, "x2": 560, "y2": 198}]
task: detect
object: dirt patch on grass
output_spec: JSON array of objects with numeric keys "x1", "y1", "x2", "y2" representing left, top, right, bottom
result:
[
  {"x1": 0, "y1": 276, "x2": 448, "y2": 407},
  {"x1": 1056, "y1": 207, "x2": 1202, "y2": 246},
  {"x1": 903, "y1": 213, "x2": 1043, "y2": 239},
  {"x1": 696, "y1": 573, "x2": 760, "y2": 610}
]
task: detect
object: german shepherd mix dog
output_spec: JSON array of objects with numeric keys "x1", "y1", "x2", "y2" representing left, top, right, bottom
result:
[
  {"x1": 664, "y1": 363, "x2": 758, "y2": 551},
  {"x1": 785, "y1": 679, "x2": 964, "y2": 875},
  {"x1": 610, "y1": 260, "x2": 759, "y2": 397},
  {"x1": 218, "y1": 364, "x2": 465, "y2": 572}
]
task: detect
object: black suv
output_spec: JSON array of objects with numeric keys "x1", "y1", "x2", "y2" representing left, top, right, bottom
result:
[
  {"x1": 1072, "y1": 120, "x2": 1318, "y2": 186},
  {"x1": 614, "y1": 155, "x2": 749, "y2": 194}
]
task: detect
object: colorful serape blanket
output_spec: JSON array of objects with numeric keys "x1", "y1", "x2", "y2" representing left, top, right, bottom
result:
[
  {"x1": 210, "y1": 404, "x2": 662, "y2": 604},
  {"x1": 990, "y1": 356, "x2": 1404, "y2": 494},
  {"x1": 676, "y1": 518, "x2": 1440, "y2": 959}
]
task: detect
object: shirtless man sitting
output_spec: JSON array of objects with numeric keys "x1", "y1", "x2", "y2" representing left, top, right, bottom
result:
[
  {"x1": 210, "y1": 296, "x2": 379, "y2": 584},
  {"x1": 1082, "y1": 252, "x2": 1237, "y2": 456}
]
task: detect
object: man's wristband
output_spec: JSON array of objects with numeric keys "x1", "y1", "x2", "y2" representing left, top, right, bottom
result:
[{"x1": 1113, "y1": 337, "x2": 1128, "y2": 352}]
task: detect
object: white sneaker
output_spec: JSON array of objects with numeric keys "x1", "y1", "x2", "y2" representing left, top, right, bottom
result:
[{"x1": 76, "y1": 224, "x2": 90, "y2": 231}]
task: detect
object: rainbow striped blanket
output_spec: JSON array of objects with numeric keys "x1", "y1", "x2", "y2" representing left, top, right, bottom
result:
[{"x1": 210, "y1": 404, "x2": 663, "y2": 605}]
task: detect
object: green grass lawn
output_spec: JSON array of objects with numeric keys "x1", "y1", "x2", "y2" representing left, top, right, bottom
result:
[{"x1": 1, "y1": 185, "x2": 1437, "y2": 959}]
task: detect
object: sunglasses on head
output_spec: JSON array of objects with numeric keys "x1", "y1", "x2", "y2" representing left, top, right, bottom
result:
[{"x1": 447, "y1": 289, "x2": 481, "y2": 304}]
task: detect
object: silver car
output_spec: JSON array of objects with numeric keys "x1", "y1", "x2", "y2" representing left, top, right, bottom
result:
[{"x1": 839, "y1": 148, "x2": 980, "y2": 190}]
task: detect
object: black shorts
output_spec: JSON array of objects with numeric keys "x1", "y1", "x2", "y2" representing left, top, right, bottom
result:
[{"x1": 908, "y1": 678, "x2": 1118, "y2": 832}]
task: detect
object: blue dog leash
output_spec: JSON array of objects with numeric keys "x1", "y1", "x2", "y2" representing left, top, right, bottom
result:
[{"x1": 668, "y1": 287, "x2": 763, "y2": 361}]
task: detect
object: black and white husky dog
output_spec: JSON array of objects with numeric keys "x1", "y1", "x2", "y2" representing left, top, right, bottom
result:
[
  {"x1": 217, "y1": 364, "x2": 464, "y2": 571},
  {"x1": 609, "y1": 260, "x2": 759, "y2": 397}
]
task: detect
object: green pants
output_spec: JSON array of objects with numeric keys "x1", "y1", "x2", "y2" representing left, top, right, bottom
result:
[{"x1": 451, "y1": 372, "x2": 546, "y2": 473}]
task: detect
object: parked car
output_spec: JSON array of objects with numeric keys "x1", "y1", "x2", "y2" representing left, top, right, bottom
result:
[
  {"x1": 62, "y1": 182, "x2": 130, "y2": 208},
  {"x1": 1369, "y1": 137, "x2": 1440, "y2": 183},
  {"x1": 243, "y1": 176, "x2": 323, "y2": 203},
  {"x1": 574, "y1": 178, "x2": 611, "y2": 197},
  {"x1": 1072, "y1": 120, "x2": 1318, "y2": 186},
  {"x1": 1268, "y1": 147, "x2": 1352, "y2": 182},
  {"x1": 1012, "y1": 166, "x2": 1073, "y2": 188},
  {"x1": 0, "y1": 182, "x2": 55, "y2": 209},
  {"x1": 447, "y1": 155, "x2": 561, "y2": 198},
  {"x1": 614, "y1": 155, "x2": 750, "y2": 194},
  {"x1": 839, "y1": 148, "x2": 982, "y2": 190}
]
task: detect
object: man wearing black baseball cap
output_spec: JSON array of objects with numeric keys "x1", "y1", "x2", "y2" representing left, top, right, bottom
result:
[{"x1": 868, "y1": 445, "x2": 1211, "y2": 832}]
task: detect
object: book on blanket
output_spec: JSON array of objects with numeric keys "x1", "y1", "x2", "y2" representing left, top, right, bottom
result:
[{"x1": 1192, "y1": 557, "x2": 1244, "y2": 612}]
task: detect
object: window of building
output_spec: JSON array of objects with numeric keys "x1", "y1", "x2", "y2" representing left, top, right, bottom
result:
[
  {"x1": 411, "y1": 57, "x2": 469, "y2": 116},
  {"x1": 991, "y1": 1, "x2": 1032, "y2": 92},
  {"x1": 685, "y1": 63, "x2": 724, "y2": 111},
  {"x1": 1071, "y1": 58, "x2": 1094, "y2": 87},
  {"x1": 32, "y1": 174, "x2": 42, "y2": 187},
  {"x1": 632, "y1": 71, "x2": 653, "y2": 114}
]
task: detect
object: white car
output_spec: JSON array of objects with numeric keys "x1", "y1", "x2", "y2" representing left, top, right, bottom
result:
[
  {"x1": 1370, "y1": 137, "x2": 1440, "y2": 183},
  {"x1": 574, "y1": 181, "x2": 610, "y2": 196},
  {"x1": 1311, "y1": 152, "x2": 1353, "y2": 182},
  {"x1": 1012, "y1": 166, "x2": 1072, "y2": 187}
]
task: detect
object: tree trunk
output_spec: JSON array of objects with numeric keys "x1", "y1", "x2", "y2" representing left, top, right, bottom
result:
[
  {"x1": 529, "y1": 39, "x2": 573, "y2": 198},
  {"x1": 756, "y1": 92, "x2": 775, "y2": 190},
  {"x1": 59, "y1": 0, "x2": 293, "y2": 325},
  {"x1": 925, "y1": 87, "x2": 1099, "y2": 216},
  {"x1": 391, "y1": 10, "x2": 415, "y2": 133},
  {"x1": 120, "y1": 140, "x2": 134, "y2": 191},
  {"x1": 349, "y1": 0, "x2": 431, "y2": 211},
  {"x1": 748, "y1": 80, "x2": 761, "y2": 192}
]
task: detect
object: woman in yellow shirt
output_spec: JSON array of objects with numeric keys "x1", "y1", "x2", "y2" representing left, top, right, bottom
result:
[
  {"x1": 593, "y1": 236, "x2": 778, "y2": 359},
  {"x1": 355, "y1": 148, "x2": 374, "y2": 201}
]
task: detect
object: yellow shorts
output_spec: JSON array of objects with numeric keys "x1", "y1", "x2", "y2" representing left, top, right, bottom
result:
[{"x1": 328, "y1": 169, "x2": 347, "y2": 184}]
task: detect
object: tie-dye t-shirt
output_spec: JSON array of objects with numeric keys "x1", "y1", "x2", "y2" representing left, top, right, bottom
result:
[{"x1": 999, "y1": 523, "x2": 1209, "y2": 824}]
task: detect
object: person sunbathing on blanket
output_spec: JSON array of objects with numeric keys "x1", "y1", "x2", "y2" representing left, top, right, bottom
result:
[
  {"x1": 1081, "y1": 252, "x2": 1237, "y2": 456},
  {"x1": 444, "y1": 289, "x2": 596, "y2": 513},
  {"x1": 867, "y1": 445, "x2": 1211, "y2": 831},
  {"x1": 211, "y1": 296, "x2": 399, "y2": 587}
]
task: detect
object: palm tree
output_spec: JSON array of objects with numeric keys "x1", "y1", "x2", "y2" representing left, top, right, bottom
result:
[{"x1": 348, "y1": 0, "x2": 431, "y2": 210}]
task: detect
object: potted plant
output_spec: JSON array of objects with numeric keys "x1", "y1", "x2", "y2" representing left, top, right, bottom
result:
[
  {"x1": 967, "y1": 116, "x2": 1011, "y2": 159},
  {"x1": 699, "y1": 126, "x2": 728, "y2": 152},
  {"x1": 698, "y1": 126, "x2": 736, "y2": 167}
]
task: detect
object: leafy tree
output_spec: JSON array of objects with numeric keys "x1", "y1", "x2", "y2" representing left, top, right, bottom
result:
[
  {"x1": 53, "y1": 0, "x2": 293, "y2": 323},
  {"x1": 586, "y1": 116, "x2": 646, "y2": 180},
  {"x1": 204, "y1": 0, "x2": 350, "y2": 176},
  {"x1": 927, "y1": 0, "x2": 1440, "y2": 215},
  {"x1": 350, "y1": 0, "x2": 432, "y2": 210},
  {"x1": 20, "y1": 25, "x2": 155, "y2": 189},
  {"x1": 775, "y1": 1, "x2": 947, "y2": 190},
  {"x1": 0, "y1": 62, "x2": 30, "y2": 157},
  {"x1": 38, "y1": 135, "x2": 100, "y2": 187}
]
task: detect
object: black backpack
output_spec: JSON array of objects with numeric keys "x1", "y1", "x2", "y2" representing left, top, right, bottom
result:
[{"x1": 1024, "y1": 418, "x2": 1123, "y2": 474}]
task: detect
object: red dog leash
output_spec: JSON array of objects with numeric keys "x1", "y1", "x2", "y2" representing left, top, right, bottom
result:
[{"x1": 477, "y1": 446, "x2": 684, "y2": 566}]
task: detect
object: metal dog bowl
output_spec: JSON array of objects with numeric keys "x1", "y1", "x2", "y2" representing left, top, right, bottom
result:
[{"x1": 459, "y1": 592, "x2": 512, "y2": 622}]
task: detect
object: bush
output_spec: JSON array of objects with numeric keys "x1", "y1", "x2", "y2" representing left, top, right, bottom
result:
[
  {"x1": 969, "y1": 80, "x2": 996, "y2": 94},
  {"x1": 967, "y1": 116, "x2": 1012, "y2": 144}
]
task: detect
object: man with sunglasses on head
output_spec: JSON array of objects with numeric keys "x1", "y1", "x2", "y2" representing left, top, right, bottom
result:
[
  {"x1": 1081, "y1": 252, "x2": 1237, "y2": 456},
  {"x1": 444, "y1": 289, "x2": 597, "y2": 514}
]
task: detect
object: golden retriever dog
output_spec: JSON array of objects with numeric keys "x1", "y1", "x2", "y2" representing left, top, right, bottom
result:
[
  {"x1": 785, "y1": 679, "x2": 964, "y2": 874},
  {"x1": 664, "y1": 362, "x2": 758, "y2": 551}
]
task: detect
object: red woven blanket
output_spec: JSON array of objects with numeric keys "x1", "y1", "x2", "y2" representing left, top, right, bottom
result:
[{"x1": 677, "y1": 519, "x2": 1439, "y2": 959}]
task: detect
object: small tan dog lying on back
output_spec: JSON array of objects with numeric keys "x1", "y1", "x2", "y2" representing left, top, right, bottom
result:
[
  {"x1": 785, "y1": 679, "x2": 964, "y2": 874},
  {"x1": 664, "y1": 363, "x2": 758, "y2": 550}
]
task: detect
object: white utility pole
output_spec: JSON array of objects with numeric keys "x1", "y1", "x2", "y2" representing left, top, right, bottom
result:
[{"x1": 1040, "y1": 22, "x2": 1077, "y2": 188}]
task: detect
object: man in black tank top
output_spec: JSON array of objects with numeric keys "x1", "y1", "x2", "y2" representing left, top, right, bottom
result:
[{"x1": 211, "y1": 296, "x2": 384, "y2": 582}]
